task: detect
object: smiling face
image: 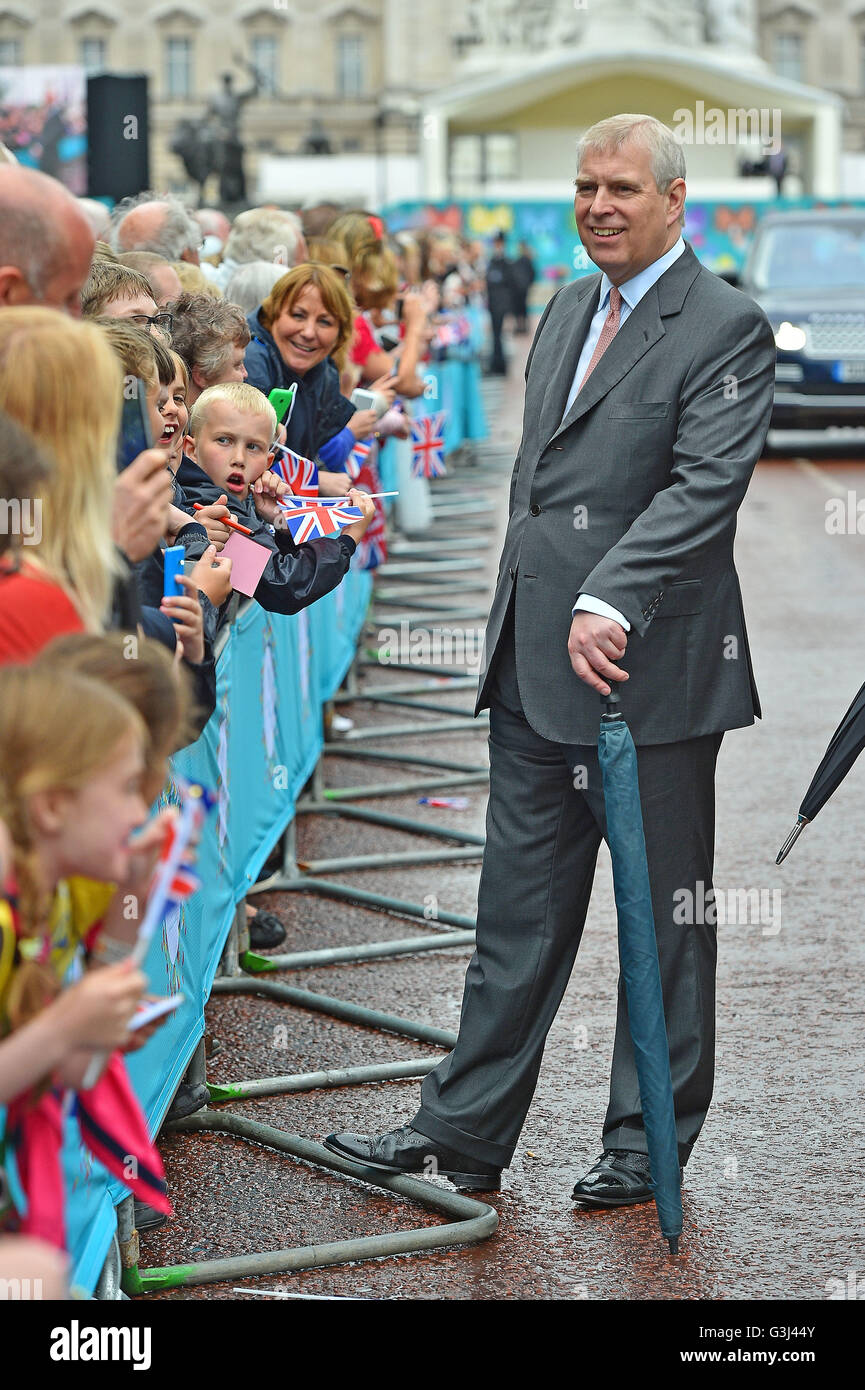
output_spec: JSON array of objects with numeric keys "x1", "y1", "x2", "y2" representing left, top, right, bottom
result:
[
  {"x1": 188, "y1": 398, "x2": 274, "y2": 499},
  {"x1": 271, "y1": 284, "x2": 339, "y2": 375},
  {"x1": 574, "y1": 139, "x2": 685, "y2": 285},
  {"x1": 142, "y1": 372, "x2": 166, "y2": 450},
  {"x1": 157, "y1": 364, "x2": 189, "y2": 471}
]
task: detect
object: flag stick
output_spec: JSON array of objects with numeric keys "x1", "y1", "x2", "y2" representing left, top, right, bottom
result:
[{"x1": 279, "y1": 492, "x2": 398, "y2": 508}]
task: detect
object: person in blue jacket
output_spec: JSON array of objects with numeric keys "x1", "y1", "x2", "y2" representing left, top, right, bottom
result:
[
  {"x1": 242, "y1": 263, "x2": 381, "y2": 476},
  {"x1": 177, "y1": 380, "x2": 374, "y2": 616}
]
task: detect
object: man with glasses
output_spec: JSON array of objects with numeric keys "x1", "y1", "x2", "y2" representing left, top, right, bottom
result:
[
  {"x1": 82, "y1": 261, "x2": 173, "y2": 342},
  {"x1": 127, "y1": 310, "x2": 174, "y2": 336}
]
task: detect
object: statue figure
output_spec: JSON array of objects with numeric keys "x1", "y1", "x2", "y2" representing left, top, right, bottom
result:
[
  {"x1": 300, "y1": 119, "x2": 333, "y2": 156},
  {"x1": 170, "y1": 53, "x2": 262, "y2": 207},
  {"x1": 170, "y1": 118, "x2": 218, "y2": 204},
  {"x1": 705, "y1": 0, "x2": 757, "y2": 51},
  {"x1": 205, "y1": 57, "x2": 262, "y2": 205}
]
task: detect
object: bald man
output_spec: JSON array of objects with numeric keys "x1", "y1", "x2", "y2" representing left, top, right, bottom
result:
[
  {"x1": 111, "y1": 195, "x2": 200, "y2": 266},
  {"x1": 0, "y1": 166, "x2": 95, "y2": 316}
]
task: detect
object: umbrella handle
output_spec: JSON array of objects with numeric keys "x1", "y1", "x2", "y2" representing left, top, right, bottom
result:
[
  {"x1": 776, "y1": 816, "x2": 808, "y2": 865},
  {"x1": 600, "y1": 686, "x2": 622, "y2": 721}
]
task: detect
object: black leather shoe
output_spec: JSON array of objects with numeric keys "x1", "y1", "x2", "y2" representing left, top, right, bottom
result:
[
  {"x1": 571, "y1": 1149, "x2": 684, "y2": 1209},
  {"x1": 324, "y1": 1125, "x2": 501, "y2": 1192},
  {"x1": 166, "y1": 1080, "x2": 209, "y2": 1121},
  {"x1": 248, "y1": 909, "x2": 286, "y2": 950},
  {"x1": 133, "y1": 1199, "x2": 168, "y2": 1233}
]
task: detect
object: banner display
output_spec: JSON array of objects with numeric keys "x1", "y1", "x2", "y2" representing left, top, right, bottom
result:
[
  {"x1": 0, "y1": 65, "x2": 87, "y2": 193},
  {"x1": 385, "y1": 197, "x2": 865, "y2": 286}
]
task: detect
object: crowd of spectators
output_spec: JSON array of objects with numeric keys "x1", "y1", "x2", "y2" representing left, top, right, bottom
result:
[{"x1": 0, "y1": 167, "x2": 502, "y2": 1293}]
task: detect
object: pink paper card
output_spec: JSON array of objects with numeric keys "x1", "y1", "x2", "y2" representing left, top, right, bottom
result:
[{"x1": 221, "y1": 531, "x2": 271, "y2": 597}]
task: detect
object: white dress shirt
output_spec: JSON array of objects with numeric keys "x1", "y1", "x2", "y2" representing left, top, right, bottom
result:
[{"x1": 569, "y1": 237, "x2": 686, "y2": 632}]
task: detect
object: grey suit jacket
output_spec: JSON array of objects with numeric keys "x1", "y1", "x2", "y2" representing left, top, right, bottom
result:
[{"x1": 477, "y1": 243, "x2": 776, "y2": 746}]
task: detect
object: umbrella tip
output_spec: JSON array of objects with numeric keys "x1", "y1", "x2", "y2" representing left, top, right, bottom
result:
[
  {"x1": 776, "y1": 816, "x2": 807, "y2": 865},
  {"x1": 667, "y1": 1236, "x2": 679, "y2": 1256}
]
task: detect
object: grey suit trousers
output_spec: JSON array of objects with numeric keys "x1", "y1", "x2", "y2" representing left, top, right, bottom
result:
[{"x1": 412, "y1": 601, "x2": 721, "y2": 1169}]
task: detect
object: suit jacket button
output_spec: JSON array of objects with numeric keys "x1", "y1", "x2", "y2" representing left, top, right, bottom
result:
[
  {"x1": 530, "y1": 503, "x2": 541, "y2": 516},
  {"x1": 508, "y1": 566, "x2": 515, "y2": 580}
]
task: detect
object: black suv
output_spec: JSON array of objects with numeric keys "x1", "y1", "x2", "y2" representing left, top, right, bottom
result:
[{"x1": 736, "y1": 209, "x2": 865, "y2": 430}]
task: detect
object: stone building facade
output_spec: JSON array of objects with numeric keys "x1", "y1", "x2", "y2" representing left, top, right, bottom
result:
[{"x1": 0, "y1": 0, "x2": 862, "y2": 196}]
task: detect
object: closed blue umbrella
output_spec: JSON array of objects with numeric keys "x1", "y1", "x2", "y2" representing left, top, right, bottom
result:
[{"x1": 598, "y1": 688, "x2": 683, "y2": 1253}]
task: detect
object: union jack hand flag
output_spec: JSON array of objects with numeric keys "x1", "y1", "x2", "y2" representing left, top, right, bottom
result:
[
  {"x1": 434, "y1": 315, "x2": 471, "y2": 350},
  {"x1": 356, "y1": 525, "x2": 387, "y2": 570},
  {"x1": 351, "y1": 452, "x2": 387, "y2": 570},
  {"x1": 154, "y1": 780, "x2": 213, "y2": 912},
  {"x1": 271, "y1": 444, "x2": 318, "y2": 498},
  {"x1": 278, "y1": 496, "x2": 363, "y2": 544},
  {"x1": 410, "y1": 412, "x2": 447, "y2": 478},
  {"x1": 130, "y1": 779, "x2": 214, "y2": 968},
  {"x1": 164, "y1": 847, "x2": 201, "y2": 906},
  {"x1": 346, "y1": 440, "x2": 371, "y2": 481}
]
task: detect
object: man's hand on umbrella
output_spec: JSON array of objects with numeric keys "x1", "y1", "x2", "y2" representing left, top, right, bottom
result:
[{"x1": 567, "y1": 612, "x2": 629, "y2": 696}]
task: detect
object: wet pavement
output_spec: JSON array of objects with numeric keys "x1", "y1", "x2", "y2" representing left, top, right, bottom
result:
[{"x1": 140, "y1": 329, "x2": 865, "y2": 1302}]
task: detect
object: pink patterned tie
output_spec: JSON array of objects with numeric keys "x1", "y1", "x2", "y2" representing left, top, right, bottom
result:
[{"x1": 579, "y1": 285, "x2": 622, "y2": 389}]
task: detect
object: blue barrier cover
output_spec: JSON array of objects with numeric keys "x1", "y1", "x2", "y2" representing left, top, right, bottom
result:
[{"x1": 415, "y1": 340, "x2": 488, "y2": 452}]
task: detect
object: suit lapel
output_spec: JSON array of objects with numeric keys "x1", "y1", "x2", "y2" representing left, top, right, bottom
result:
[
  {"x1": 538, "y1": 277, "x2": 600, "y2": 446},
  {"x1": 549, "y1": 290, "x2": 666, "y2": 442},
  {"x1": 546, "y1": 242, "x2": 702, "y2": 444}
]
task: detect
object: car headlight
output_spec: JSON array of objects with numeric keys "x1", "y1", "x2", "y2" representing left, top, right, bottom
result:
[{"x1": 774, "y1": 321, "x2": 807, "y2": 352}]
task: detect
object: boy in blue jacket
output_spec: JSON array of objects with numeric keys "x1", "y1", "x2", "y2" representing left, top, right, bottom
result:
[{"x1": 177, "y1": 382, "x2": 374, "y2": 615}]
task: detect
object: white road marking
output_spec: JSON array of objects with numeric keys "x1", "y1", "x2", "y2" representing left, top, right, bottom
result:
[{"x1": 792, "y1": 457, "x2": 851, "y2": 495}]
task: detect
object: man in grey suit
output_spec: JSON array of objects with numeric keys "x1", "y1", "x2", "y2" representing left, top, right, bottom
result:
[{"x1": 326, "y1": 114, "x2": 775, "y2": 1207}]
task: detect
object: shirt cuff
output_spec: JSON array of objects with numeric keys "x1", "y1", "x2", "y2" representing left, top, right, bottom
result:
[{"x1": 572, "y1": 594, "x2": 631, "y2": 632}]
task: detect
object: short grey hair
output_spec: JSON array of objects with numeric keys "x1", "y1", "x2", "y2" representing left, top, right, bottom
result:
[
  {"x1": 577, "y1": 113, "x2": 686, "y2": 193},
  {"x1": 168, "y1": 292, "x2": 251, "y2": 384},
  {"x1": 223, "y1": 207, "x2": 304, "y2": 267},
  {"x1": 76, "y1": 196, "x2": 112, "y2": 239},
  {"x1": 224, "y1": 260, "x2": 286, "y2": 316},
  {"x1": 110, "y1": 191, "x2": 202, "y2": 260}
]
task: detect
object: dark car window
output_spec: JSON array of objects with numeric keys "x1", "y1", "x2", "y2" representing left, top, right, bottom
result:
[{"x1": 751, "y1": 223, "x2": 865, "y2": 292}]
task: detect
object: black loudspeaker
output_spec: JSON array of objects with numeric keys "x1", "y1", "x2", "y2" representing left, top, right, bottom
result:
[{"x1": 86, "y1": 75, "x2": 150, "y2": 202}]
